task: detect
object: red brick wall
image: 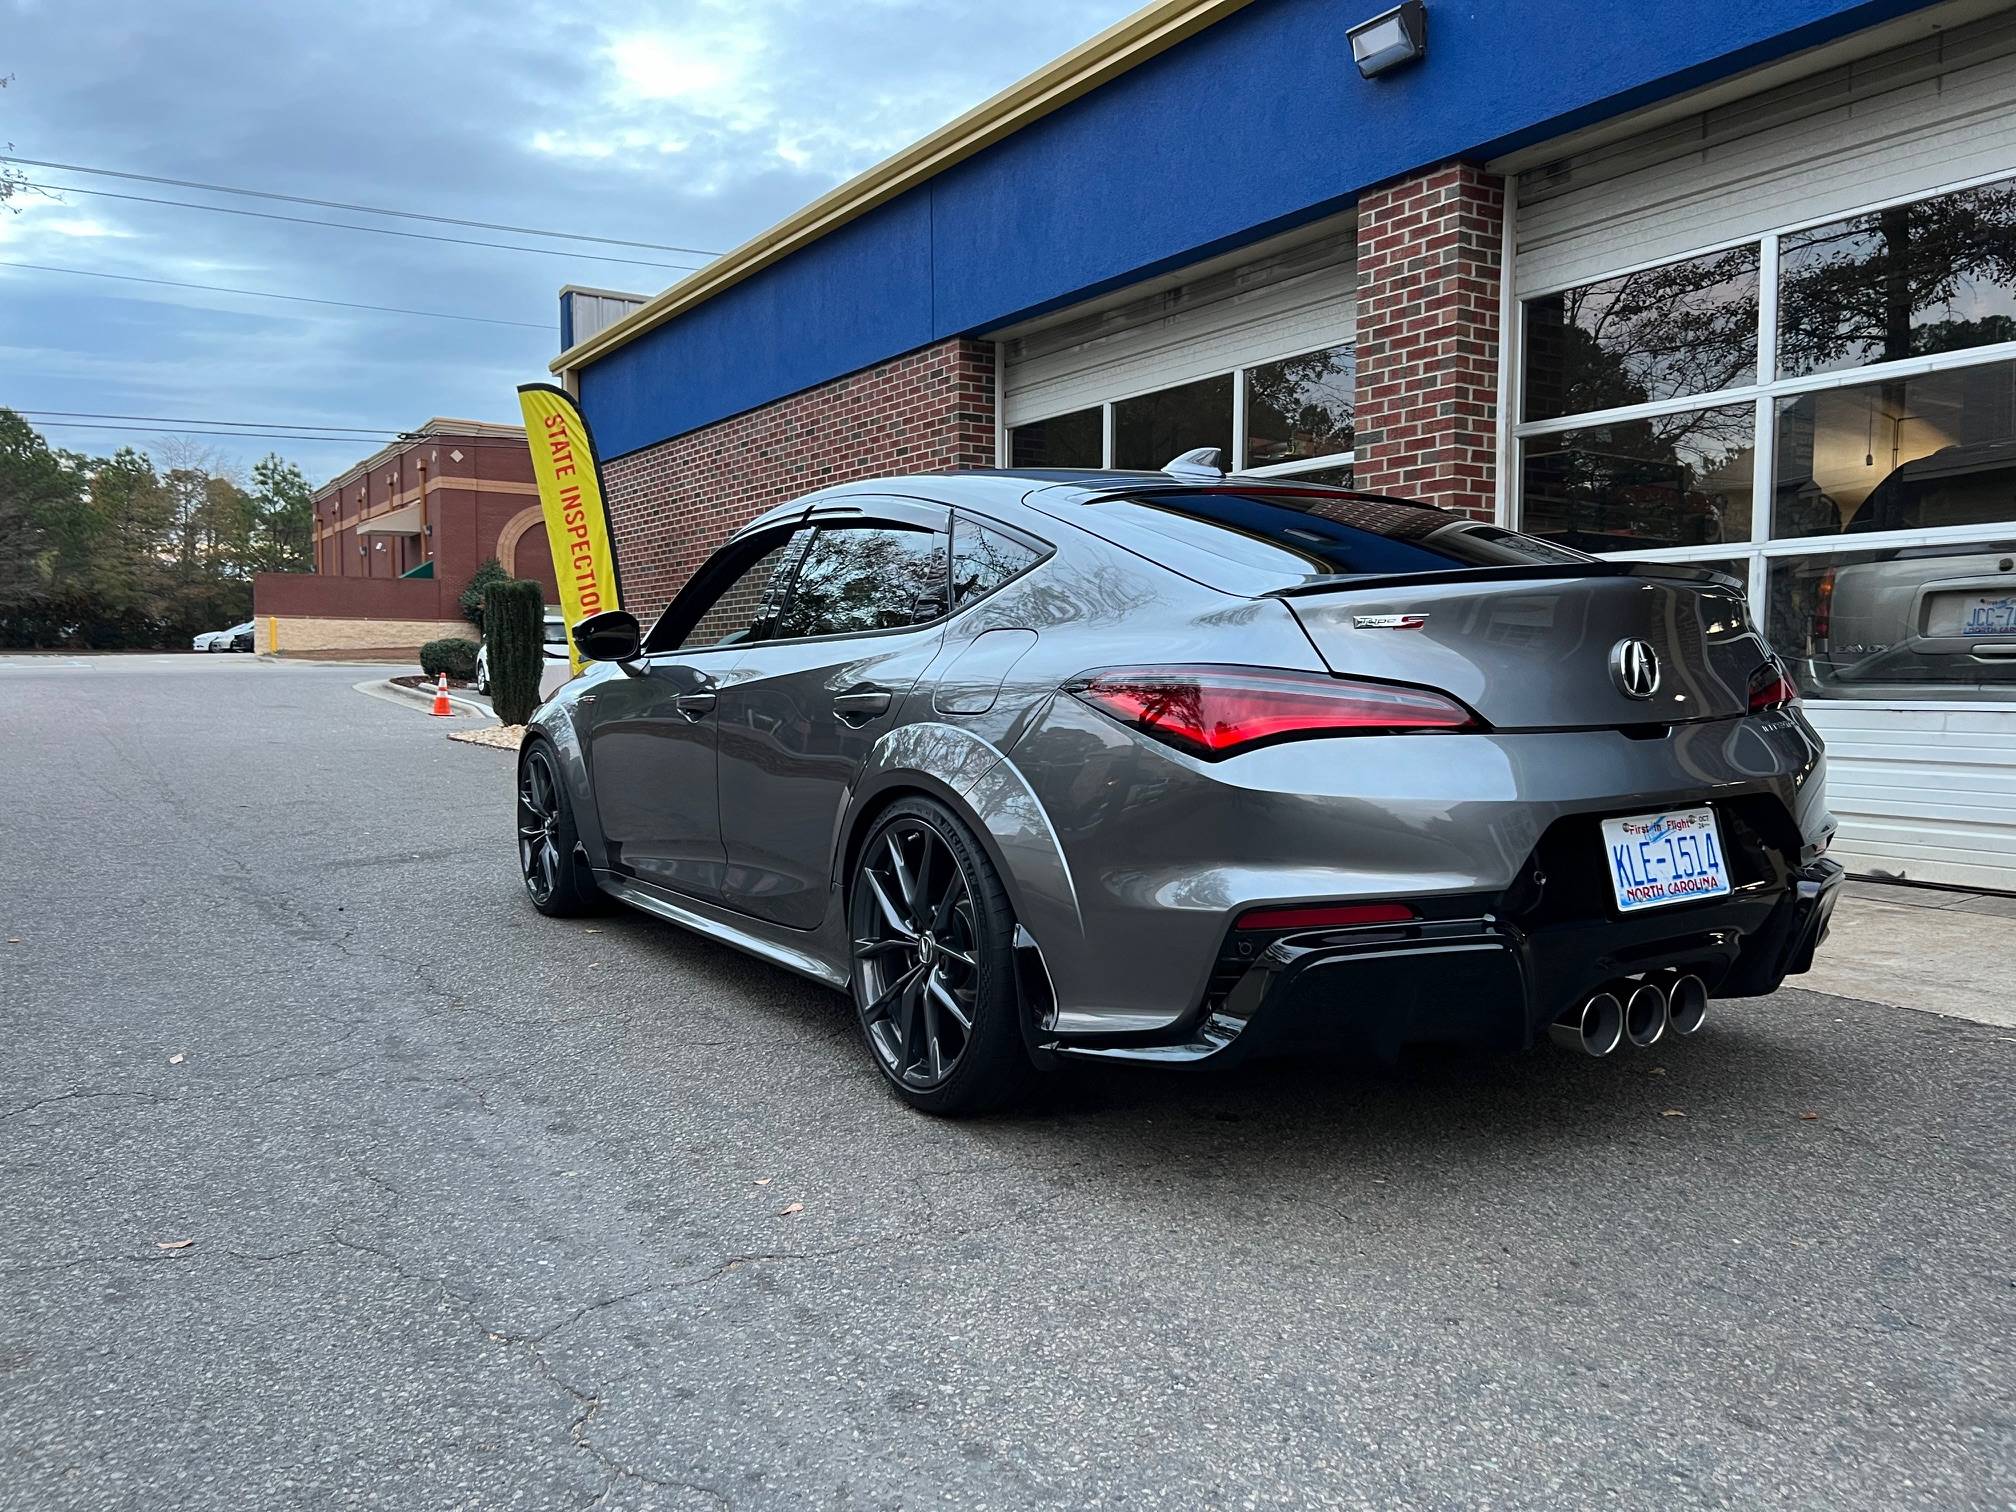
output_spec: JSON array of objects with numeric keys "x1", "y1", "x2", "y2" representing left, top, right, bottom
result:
[
  {"x1": 1353, "y1": 163, "x2": 1504, "y2": 520},
  {"x1": 603, "y1": 338, "x2": 996, "y2": 621}
]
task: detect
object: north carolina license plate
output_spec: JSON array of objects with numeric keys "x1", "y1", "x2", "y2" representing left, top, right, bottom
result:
[
  {"x1": 1601, "y1": 808, "x2": 1731, "y2": 913},
  {"x1": 1961, "y1": 594, "x2": 2016, "y2": 637}
]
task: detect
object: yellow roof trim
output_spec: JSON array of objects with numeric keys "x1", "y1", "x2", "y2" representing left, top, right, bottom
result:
[{"x1": 552, "y1": 0, "x2": 1258, "y2": 376}]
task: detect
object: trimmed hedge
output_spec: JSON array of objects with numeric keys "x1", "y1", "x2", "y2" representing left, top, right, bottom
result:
[
  {"x1": 419, "y1": 637, "x2": 478, "y2": 680},
  {"x1": 484, "y1": 579, "x2": 545, "y2": 726}
]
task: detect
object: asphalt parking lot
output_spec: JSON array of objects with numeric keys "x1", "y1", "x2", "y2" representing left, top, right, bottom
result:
[{"x1": 3, "y1": 655, "x2": 2012, "y2": 1510}]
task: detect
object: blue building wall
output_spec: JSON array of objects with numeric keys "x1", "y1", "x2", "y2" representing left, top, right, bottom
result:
[{"x1": 579, "y1": 0, "x2": 1938, "y2": 459}]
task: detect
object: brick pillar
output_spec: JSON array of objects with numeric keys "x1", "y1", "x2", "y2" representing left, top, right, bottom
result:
[{"x1": 1353, "y1": 163, "x2": 1504, "y2": 520}]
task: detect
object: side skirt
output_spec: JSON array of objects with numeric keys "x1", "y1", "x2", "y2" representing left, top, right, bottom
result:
[{"x1": 595, "y1": 871, "x2": 849, "y2": 991}]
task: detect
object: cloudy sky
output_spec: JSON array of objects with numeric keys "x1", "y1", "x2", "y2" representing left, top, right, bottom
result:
[{"x1": 0, "y1": 0, "x2": 1132, "y2": 483}]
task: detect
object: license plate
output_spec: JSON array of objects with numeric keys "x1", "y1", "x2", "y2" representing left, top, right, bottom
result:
[
  {"x1": 1601, "y1": 808, "x2": 1731, "y2": 913},
  {"x1": 1960, "y1": 594, "x2": 2016, "y2": 637}
]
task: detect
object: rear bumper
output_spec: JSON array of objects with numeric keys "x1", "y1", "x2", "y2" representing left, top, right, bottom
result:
[{"x1": 1045, "y1": 857, "x2": 1843, "y2": 1066}]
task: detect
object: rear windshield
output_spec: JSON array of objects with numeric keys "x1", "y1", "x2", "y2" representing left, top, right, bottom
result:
[{"x1": 1111, "y1": 488, "x2": 1594, "y2": 582}]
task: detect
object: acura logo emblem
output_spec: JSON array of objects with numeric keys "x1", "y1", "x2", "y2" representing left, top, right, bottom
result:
[{"x1": 1611, "y1": 638, "x2": 1661, "y2": 700}]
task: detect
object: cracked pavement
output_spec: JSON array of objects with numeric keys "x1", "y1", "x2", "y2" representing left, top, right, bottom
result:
[{"x1": 2, "y1": 654, "x2": 2013, "y2": 1510}]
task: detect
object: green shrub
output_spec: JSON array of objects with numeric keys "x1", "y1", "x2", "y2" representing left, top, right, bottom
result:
[
  {"x1": 458, "y1": 557, "x2": 510, "y2": 629},
  {"x1": 419, "y1": 637, "x2": 477, "y2": 680},
  {"x1": 484, "y1": 579, "x2": 545, "y2": 726}
]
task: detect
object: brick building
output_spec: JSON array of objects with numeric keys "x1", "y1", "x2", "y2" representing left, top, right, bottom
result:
[
  {"x1": 252, "y1": 419, "x2": 558, "y2": 658},
  {"x1": 554, "y1": 0, "x2": 2016, "y2": 892}
]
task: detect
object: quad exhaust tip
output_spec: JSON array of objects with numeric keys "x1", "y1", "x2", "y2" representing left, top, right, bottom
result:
[
  {"x1": 1553, "y1": 972, "x2": 1709, "y2": 1057},
  {"x1": 1550, "y1": 989, "x2": 1623, "y2": 1058},
  {"x1": 1624, "y1": 980, "x2": 1669, "y2": 1049},
  {"x1": 1666, "y1": 972, "x2": 1708, "y2": 1037}
]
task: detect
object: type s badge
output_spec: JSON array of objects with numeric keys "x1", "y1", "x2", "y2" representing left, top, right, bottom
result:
[{"x1": 517, "y1": 383, "x2": 623, "y2": 675}]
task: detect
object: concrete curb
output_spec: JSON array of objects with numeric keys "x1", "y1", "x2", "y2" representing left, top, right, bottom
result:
[{"x1": 355, "y1": 677, "x2": 493, "y2": 721}]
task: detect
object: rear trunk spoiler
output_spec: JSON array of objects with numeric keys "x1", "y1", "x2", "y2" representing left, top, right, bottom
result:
[{"x1": 1260, "y1": 560, "x2": 1741, "y2": 600}]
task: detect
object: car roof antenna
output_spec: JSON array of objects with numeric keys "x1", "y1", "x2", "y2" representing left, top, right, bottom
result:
[{"x1": 1163, "y1": 447, "x2": 1224, "y2": 481}]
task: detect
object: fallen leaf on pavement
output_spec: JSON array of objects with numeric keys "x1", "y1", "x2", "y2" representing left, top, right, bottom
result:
[
  {"x1": 583, "y1": 928, "x2": 603, "y2": 934},
  {"x1": 1661, "y1": 1109, "x2": 1687, "y2": 1118},
  {"x1": 753, "y1": 1177, "x2": 773, "y2": 1186},
  {"x1": 156, "y1": 1239, "x2": 194, "y2": 1251},
  {"x1": 777, "y1": 1202, "x2": 803, "y2": 1217},
  {"x1": 168, "y1": 1054, "x2": 185, "y2": 1066},
  {"x1": 1648, "y1": 1066, "x2": 1667, "y2": 1076},
  {"x1": 1799, "y1": 1111, "x2": 1820, "y2": 1121}
]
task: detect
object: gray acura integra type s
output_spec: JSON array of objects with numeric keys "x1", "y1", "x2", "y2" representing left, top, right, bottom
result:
[{"x1": 520, "y1": 465, "x2": 1843, "y2": 1114}]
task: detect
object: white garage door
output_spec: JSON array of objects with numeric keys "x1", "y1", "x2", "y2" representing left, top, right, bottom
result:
[
  {"x1": 999, "y1": 226, "x2": 1357, "y2": 473},
  {"x1": 1507, "y1": 12, "x2": 2016, "y2": 892}
]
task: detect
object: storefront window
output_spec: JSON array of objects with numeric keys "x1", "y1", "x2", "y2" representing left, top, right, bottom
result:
[
  {"x1": 1767, "y1": 542, "x2": 2016, "y2": 700},
  {"x1": 1245, "y1": 346, "x2": 1354, "y2": 466},
  {"x1": 1009, "y1": 407, "x2": 1102, "y2": 468},
  {"x1": 1112, "y1": 374, "x2": 1233, "y2": 471},
  {"x1": 1777, "y1": 179, "x2": 2016, "y2": 380},
  {"x1": 1523, "y1": 245, "x2": 1761, "y2": 422},
  {"x1": 1521, "y1": 403, "x2": 1755, "y2": 552},
  {"x1": 1772, "y1": 360, "x2": 2016, "y2": 538}
]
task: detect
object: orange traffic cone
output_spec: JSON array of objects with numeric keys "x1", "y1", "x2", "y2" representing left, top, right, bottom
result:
[{"x1": 430, "y1": 671, "x2": 454, "y2": 717}]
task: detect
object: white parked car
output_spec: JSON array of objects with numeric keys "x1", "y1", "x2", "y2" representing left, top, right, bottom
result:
[{"x1": 473, "y1": 611, "x2": 569, "y2": 695}]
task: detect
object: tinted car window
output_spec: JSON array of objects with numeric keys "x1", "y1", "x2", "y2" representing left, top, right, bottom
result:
[
  {"x1": 951, "y1": 516, "x2": 1044, "y2": 609},
  {"x1": 655, "y1": 532, "x2": 807, "y2": 653},
  {"x1": 1113, "y1": 488, "x2": 1593, "y2": 582},
  {"x1": 772, "y1": 524, "x2": 948, "y2": 640}
]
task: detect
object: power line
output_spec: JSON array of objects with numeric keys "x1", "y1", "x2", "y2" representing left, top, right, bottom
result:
[
  {"x1": 14, "y1": 409, "x2": 413, "y2": 434},
  {"x1": 27, "y1": 420, "x2": 537, "y2": 450},
  {"x1": 29, "y1": 421, "x2": 423, "y2": 444},
  {"x1": 1, "y1": 155, "x2": 723, "y2": 257},
  {"x1": 0, "y1": 260, "x2": 550, "y2": 330},
  {"x1": 20, "y1": 180, "x2": 702, "y2": 272}
]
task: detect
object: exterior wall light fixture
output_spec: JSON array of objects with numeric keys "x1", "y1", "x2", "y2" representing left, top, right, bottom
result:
[{"x1": 1349, "y1": 1, "x2": 1426, "y2": 78}]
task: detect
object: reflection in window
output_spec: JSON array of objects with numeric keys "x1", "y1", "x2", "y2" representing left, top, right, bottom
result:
[
  {"x1": 1113, "y1": 374, "x2": 1233, "y2": 471},
  {"x1": 1009, "y1": 407, "x2": 1102, "y2": 468},
  {"x1": 1767, "y1": 542, "x2": 2016, "y2": 701},
  {"x1": 1778, "y1": 180, "x2": 2016, "y2": 379},
  {"x1": 1522, "y1": 403, "x2": 1755, "y2": 551},
  {"x1": 951, "y1": 517, "x2": 1043, "y2": 609},
  {"x1": 1111, "y1": 489, "x2": 1594, "y2": 583},
  {"x1": 773, "y1": 526, "x2": 947, "y2": 640},
  {"x1": 1773, "y1": 361, "x2": 2016, "y2": 539},
  {"x1": 1267, "y1": 463, "x2": 1355, "y2": 488},
  {"x1": 1245, "y1": 346, "x2": 1354, "y2": 466},
  {"x1": 1524, "y1": 245, "x2": 1760, "y2": 421},
  {"x1": 675, "y1": 535, "x2": 805, "y2": 651}
]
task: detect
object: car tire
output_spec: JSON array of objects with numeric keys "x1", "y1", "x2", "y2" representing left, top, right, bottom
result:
[
  {"x1": 848, "y1": 796, "x2": 1036, "y2": 1116},
  {"x1": 516, "y1": 739, "x2": 601, "y2": 917}
]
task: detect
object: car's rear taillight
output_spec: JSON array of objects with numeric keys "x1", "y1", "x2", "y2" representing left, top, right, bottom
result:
[
  {"x1": 1748, "y1": 661, "x2": 1799, "y2": 712},
  {"x1": 1813, "y1": 567, "x2": 1836, "y2": 645},
  {"x1": 1065, "y1": 665, "x2": 1479, "y2": 759}
]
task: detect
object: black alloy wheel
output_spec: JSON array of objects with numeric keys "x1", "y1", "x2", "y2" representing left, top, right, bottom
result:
[
  {"x1": 517, "y1": 742, "x2": 596, "y2": 916},
  {"x1": 849, "y1": 798, "x2": 1034, "y2": 1115}
]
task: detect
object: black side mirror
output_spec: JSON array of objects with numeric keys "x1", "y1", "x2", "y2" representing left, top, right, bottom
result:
[{"x1": 573, "y1": 609, "x2": 641, "y2": 663}]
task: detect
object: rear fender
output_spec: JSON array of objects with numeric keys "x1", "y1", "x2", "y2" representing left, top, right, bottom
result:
[{"x1": 837, "y1": 721, "x2": 1085, "y2": 970}]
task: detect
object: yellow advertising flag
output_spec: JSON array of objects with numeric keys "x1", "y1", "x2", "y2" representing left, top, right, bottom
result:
[{"x1": 516, "y1": 383, "x2": 622, "y2": 675}]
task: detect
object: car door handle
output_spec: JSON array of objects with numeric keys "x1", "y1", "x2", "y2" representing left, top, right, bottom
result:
[
  {"x1": 674, "y1": 690, "x2": 717, "y2": 720},
  {"x1": 832, "y1": 688, "x2": 893, "y2": 723}
]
